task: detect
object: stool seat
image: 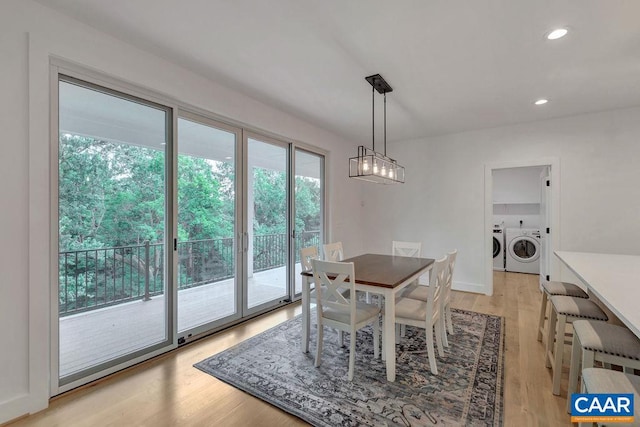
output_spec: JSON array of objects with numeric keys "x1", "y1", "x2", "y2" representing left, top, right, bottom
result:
[
  {"x1": 538, "y1": 281, "x2": 589, "y2": 343},
  {"x1": 573, "y1": 320, "x2": 640, "y2": 360},
  {"x1": 549, "y1": 295, "x2": 608, "y2": 320},
  {"x1": 543, "y1": 281, "x2": 588, "y2": 298},
  {"x1": 568, "y1": 320, "x2": 640, "y2": 411},
  {"x1": 581, "y1": 368, "x2": 640, "y2": 426},
  {"x1": 546, "y1": 296, "x2": 608, "y2": 395}
]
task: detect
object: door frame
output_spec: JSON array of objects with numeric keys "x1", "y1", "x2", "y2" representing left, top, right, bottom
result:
[{"x1": 484, "y1": 158, "x2": 560, "y2": 296}]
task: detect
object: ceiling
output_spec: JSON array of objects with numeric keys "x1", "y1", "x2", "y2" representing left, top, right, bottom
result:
[{"x1": 38, "y1": 0, "x2": 640, "y2": 144}]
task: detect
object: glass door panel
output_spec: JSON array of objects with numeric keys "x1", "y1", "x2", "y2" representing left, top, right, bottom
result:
[
  {"x1": 58, "y1": 78, "x2": 171, "y2": 385},
  {"x1": 246, "y1": 136, "x2": 289, "y2": 311},
  {"x1": 177, "y1": 117, "x2": 240, "y2": 333},
  {"x1": 293, "y1": 149, "x2": 324, "y2": 296}
]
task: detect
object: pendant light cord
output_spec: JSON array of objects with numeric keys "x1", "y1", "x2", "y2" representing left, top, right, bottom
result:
[
  {"x1": 384, "y1": 92, "x2": 387, "y2": 156},
  {"x1": 372, "y1": 85, "x2": 375, "y2": 152}
]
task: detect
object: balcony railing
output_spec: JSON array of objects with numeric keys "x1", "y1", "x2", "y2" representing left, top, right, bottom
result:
[{"x1": 58, "y1": 231, "x2": 320, "y2": 316}]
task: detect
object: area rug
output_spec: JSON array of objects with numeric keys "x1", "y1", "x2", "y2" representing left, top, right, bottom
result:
[{"x1": 195, "y1": 308, "x2": 504, "y2": 426}]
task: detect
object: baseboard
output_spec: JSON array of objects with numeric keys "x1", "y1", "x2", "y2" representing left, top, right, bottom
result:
[
  {"x1": 452, "y1": 281, "x2": 486, "y2": 295},
  {"x1": 0, "y1": 394, "x2": 30, "y2": 425}
]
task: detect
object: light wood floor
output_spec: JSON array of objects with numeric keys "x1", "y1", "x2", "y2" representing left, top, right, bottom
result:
[{"x1": 7, "y1": 272, "x2": 572, "y2": 426}]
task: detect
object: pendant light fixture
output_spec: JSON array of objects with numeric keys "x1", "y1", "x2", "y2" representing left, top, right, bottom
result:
[{"x1": 349, "y1": 74, "x2": 405, "y2": 184}]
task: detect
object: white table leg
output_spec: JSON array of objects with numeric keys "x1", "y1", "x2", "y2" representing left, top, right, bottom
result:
[
  {"x1": 301, "y1": 275, "x2": 311, "y2": 353},
  {"x1": 383, "y1": 290, "x2": 396, "y2": 381}
]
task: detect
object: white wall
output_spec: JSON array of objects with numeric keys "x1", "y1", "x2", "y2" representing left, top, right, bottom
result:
[
  {"x1": 493, "y1": 166, "x2": 544, "y2": 229},
  {"x1": 362, "y1": 106, "x2": 640, "y2": 294},
  {"x1": 0, "y1": 0, "x2": 364, "y2": 422}
]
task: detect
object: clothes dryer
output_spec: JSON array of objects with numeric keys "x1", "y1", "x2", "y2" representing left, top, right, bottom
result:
[
  {"x1": 493, "y1": 225, "x2": 505, "y2": 271},
  {"x1": 506, "y1": 228, "x2": 540, "y2": 274}
]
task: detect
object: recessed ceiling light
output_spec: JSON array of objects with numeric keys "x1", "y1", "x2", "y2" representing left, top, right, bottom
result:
[
  {"x1": 546, "y1": 28, "x2": 568, "y2": 40},
  {"x1": 534, "y1": 99, "x2": 549, "y2": 105}
]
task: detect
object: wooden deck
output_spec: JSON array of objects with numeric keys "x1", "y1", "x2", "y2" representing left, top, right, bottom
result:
[{"x1": 60, "y1": 264, "x2": 303, "y2": 378}]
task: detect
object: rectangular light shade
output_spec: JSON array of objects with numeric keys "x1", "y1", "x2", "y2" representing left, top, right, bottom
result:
[{"x1": 349, "y1": 146, "x2": 405, "y2": 184}]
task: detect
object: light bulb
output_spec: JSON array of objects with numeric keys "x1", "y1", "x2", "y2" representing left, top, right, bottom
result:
[
  {"x1": 388, "y1": 168, "x2": 394, "y2": 179},
  {"x1": 363, "y1": 159, "x2": 369, "y2": 171},
  {"x1": 546, "y1": 28, "x2": 568, "y2": 40},
  {"x1": 381, "y1": 165, "x2": 387, "y2": 177},
  {"x1": 373, "y1": 161, "x2": 379, "y2": 174}
]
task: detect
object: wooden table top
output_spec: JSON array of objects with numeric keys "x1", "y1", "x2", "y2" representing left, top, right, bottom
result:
[{"x1": 300, "y1": 253, "x2": 435, "y2": 289}]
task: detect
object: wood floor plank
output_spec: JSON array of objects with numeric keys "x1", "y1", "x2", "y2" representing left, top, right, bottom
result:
[{"x1": 7, "y1": 272, "x2": 572, "y2": 426}]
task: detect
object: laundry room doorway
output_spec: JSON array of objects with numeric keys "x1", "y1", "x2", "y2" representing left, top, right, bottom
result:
[{"x1": 484, "y1": 159, "x2": 560, "y2": 296}]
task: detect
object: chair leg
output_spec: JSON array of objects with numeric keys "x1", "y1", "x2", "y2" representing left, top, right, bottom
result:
[
  {"x1": 441, "y1": 313, "x2": 449, "y2": 348},
  {"x1": 552, "y1": 314, "x2": 567, "y2": 395},
  {"x1": 373, "y1": 317, "x2": 380, "y2": 360},
  {"x1": 537, "y1": 292, "x2": 548, "y2": 342},
  {"x1": 348, "y1": 328, "x2": 356, "y2": 381},
  {"x1": 545, "y1": 305, "x2": 557, "y2": 369},
  {"x1": 426, "y1": 327, "x2": 438, "y2": 375},
  {"x1": 567, "y1": 333, "x2": 582, "y2": 413},
  {"x1": 395, "y1": 324, "x2": 401, "y2": 344},
  {"x1": 435, "y1": 320, "x2": 445, "y2": 358},
  {"x1": 339, "y1": 331, "x2": 344, "y2": 347},
  {"x1": 381, "y1": 317, "x2": 386, "y2": 361},
  {"x1": 445, "y1": 305, "x2": 454, "y2": 335},
  {"x1": 400, "y1": 324, "x2": 406, "y2": 337},
  {"x1": 315, "y1": 324, "x2": 324, "y2": 368}
]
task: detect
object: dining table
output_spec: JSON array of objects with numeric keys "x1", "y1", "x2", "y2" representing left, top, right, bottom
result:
[
  {"x1": 300, "y1": 253, "x2": 435, "y2": 382},
  {"x1": 555, "y1": 250, "x2": 640, "y2": 339}
]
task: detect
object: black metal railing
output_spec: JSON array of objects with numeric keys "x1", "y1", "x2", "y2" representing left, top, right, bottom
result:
[{"x1": 58, "y1": 231, "x2": 320, "y2": 316}]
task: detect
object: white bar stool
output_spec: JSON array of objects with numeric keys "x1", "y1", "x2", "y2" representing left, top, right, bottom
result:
[
  {"x1": 546, "y1": 295, "x2": 608, "y2": 395},
  {"x1": 567, "y1": 320, "x2": 640, "y2": 412},
  {"x1": 579, "y1": 368, "x2": 640, "y2": 427},
  {"x1": 537, "y1": 281, "x2": 588, "y2": 343}
]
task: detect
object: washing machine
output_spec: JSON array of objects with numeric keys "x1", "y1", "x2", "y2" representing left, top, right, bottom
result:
[
  {"x1": 493, "y1": 225, "x2": 505, "y2": 271},
  {"x1": 506, "y1": 228, "x2": 541, "y2": 274}
]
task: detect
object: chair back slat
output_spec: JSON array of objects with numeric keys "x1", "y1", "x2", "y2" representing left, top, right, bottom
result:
[
  {"x1": 426, "y1": 256, "x2": 447, "y2": 323},
  {"x1": 312, "y1": 259, "x2": 355, "y2": 320},
  {"x1": 299, "y1": 246, "x2": 319, "y2": 272},
  {"x1": 323, "y1": 242, "x2": 344, "y2": 262},
  {"x1": 392, "y1": 241, "x2": 422, "y2": 258},
  {"x1": 443, "y1": 250, "x2": 458, "y2": 303}
]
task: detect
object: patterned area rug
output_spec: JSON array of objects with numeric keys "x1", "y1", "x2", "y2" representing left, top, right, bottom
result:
[{"x1": 195, "y1": 308, "x2": 504, "y2": 426}]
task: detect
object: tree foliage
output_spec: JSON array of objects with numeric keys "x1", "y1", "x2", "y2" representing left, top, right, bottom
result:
[{"x1": 58, "y1": 133, "x2": 321, "y2": 313}]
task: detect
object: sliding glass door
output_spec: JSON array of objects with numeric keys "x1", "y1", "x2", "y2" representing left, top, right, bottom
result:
[
  {"x1": 54, "y1": 71, "x2": 326, "y2": 392},
  {"x1": 57, "y1": 76, "x2": 172, "y2": 386},
  {"x1": 293, "y1": 149, "x2": 324, "y2": 296},
  {"x1": 177, "y1": 115, "x2": 241, "y2": 334},
  {"x1": 244, "y1": 134, "x2": 290, "y2": 314}
]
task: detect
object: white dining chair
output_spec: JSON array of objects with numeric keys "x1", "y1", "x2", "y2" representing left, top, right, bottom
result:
[
  {"x1": 386, "y1": 256, "x2": 447, "y2": 375},
  {"x1": 322, "y1": 241, "x2": 344, "y2": 262},
  {"x1": 393, "y1": 241, "x2": 423, "y2": 335},
  {"x1": 441, "y1": 250, "x2": 457, "y2": 345},
  {"x1": 311, "y1": 259, "x2": 381, "y2": 381},
  {"x1": 402, "y1": 249, "x2": 457, "y2": 346},
  {"x1": 300, "y1": 245, "x2": 349, "y2": 346}
]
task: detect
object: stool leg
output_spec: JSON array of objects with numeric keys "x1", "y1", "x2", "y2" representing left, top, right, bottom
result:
[
  {"x1": 545, "y1": 306, "x2": 557, "y2": 369},
  {"x1": 577, "y1": 381, "x2": 590, "y2": 427},
  {"x1": 552, "y1": 314, "x2": 567, "y2": 395},
  {"x1": 567, "y1": 333, "x2": 582, "y2": 413},
  {"x1": 537, "y1": 292, "x2": 548, "y2": 342}
]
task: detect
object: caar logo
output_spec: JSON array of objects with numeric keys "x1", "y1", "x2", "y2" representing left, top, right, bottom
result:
[{"x1": 571, "y1": 393, "x2": 635, "y2": 423}]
